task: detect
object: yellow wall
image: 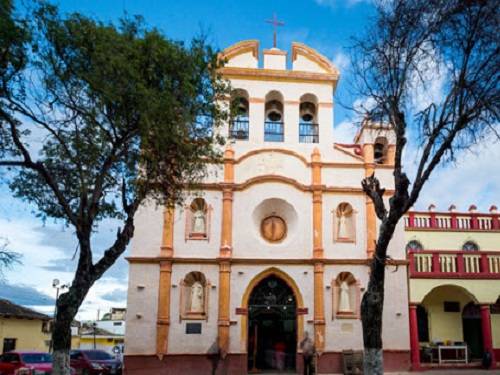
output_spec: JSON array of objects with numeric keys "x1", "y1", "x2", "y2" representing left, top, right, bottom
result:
[
  {"x1": 492, "y1": 314, "x2": 500, "y2": 348},
  {"x1": 0, "y1": 317, "x2": 50, "y2": 352},
  {"x1": 410, "y1": 279, "x2": 500, "y2": 304},
  {"x1": 405, "y1": 230, "x2": 500, "y2": 251},
  {"x1": 71, "y1": 335, "x2": 80, "y2": 350},
  {"x1": 421, "y1": 286, "x2": 473, "y2": 343}
]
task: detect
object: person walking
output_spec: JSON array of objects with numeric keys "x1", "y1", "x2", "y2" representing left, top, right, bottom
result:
[{"x1": 299, "y1": 331, "x2": 316, "y2": 375}]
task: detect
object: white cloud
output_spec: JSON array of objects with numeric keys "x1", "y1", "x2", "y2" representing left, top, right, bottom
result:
[
  {"x1": 332, "y1": 51, "x2": 350, "y2": 72},
  {"x1": 315, "y1": 0, "x2": 370, "y2": 9},
  {"x1": 334, "y1": 120, "x2": 357, "y2": 143},
  {"x1": 408, "y1": 141, "x2": 500, "y2": 212}
]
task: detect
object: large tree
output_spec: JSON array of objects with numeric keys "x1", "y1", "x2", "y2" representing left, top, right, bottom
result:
[
  {"x1": 0, "y1": 2, "x2": 229, "y2": 374},
  {"x1": 350, "y1": 0, "x2": 499, "y2": 373}
]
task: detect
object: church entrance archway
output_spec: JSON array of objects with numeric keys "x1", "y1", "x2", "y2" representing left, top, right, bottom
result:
[{"x1": 247, "y1": 275, "x2": 297, "y2": 372}]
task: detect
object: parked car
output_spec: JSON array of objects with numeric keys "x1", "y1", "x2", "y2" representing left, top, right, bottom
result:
[
  {"x1": 70, "y1": 350, "x2": 122, "y2": 375},
  {"x1": 0, "y1": 351, "x2": 76, "y2": 375}
]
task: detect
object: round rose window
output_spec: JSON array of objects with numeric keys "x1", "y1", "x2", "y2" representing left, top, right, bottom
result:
[{"x1": 261, "y1": 215, "x2": 287, "y2": 243}]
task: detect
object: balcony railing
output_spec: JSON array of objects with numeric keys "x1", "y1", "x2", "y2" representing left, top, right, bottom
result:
[
  {"x1": 229, "y1": 119, "x2": 249, "y2": 140},
  {"x1": 299, "y1": 122, "x2": 319, "y2": 143},
  {"x1": 408, "y1": 250, "x2": 500, "y2": 279},
  {"x1": 405, "y1": 212, "x2": 500, "y2": 232},
  {"x1": 264, "y1": 121, "x2": 284, "y2": 142}
]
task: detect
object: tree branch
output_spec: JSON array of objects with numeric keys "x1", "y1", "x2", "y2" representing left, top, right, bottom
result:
[{"x1": 361, "y1": 173, "x2": 387, "y2": 220}]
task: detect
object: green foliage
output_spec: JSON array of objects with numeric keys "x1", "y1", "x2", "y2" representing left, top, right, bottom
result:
[{"x1": 1, "y1": 1, "x2": 230, "y2": 226}]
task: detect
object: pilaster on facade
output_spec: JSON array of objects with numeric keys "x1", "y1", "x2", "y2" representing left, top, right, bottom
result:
[
  {"x1": 218, "y1": 260, "x2": 232, "y2": 355},
  {"x1": 311, "y1": 148, "x2": 325, "y2": 353},
  {"x1": 160, "y1": 206, "x2": 175, "y2": 258},
  {"x1": 156, "y1": 206, "x2": 175, "y2": 356},
  {"x1": 218, "y1": 145, "x2": 234, "y2": 355}
]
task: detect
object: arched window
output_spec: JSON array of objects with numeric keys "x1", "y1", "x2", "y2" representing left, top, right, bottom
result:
[
  {"x1": 185, "y1": 198, "x2": 211, "y2": 241},
  {"x1": 374, "y1": 137, "x2": 388, "y2": 164},
  {"x1": 230, "y1": 89, "x2": 249, "y2": 140},
  {"x1": 332, "y1": 272, "x2": 361, "y2": 319},
  {"x1": 406, "y1": 240, "x2": 424, "y2": 252},
  {"x1": 299, "y1": 93, "x2": 319, "y2": 143},
  {"x1": 180, "y1": 271, "x2": 209, "y2": 320},
  {"x1": 333, "y1": 203, "x2": 356, "y2": 242},
  {"x1": 462, "y1": 241, "x2": 479, "y2": 251},
  {"x1": 264, "y1": 91, "x2": 284, "y2": 142}
]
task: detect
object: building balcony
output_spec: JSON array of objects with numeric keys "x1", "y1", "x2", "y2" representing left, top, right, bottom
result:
[
  {"x1": 264, "y1": 121, "x2": 284, "y2": 142},
  {"x1": 408, "y1": 250, "x2": 500, "y2": 279},
  {"x1": 299, "y1": 122, "x2": 319, "y2": 143},
  {"x1": 405, "y1": 209, "x2": 500, "y2": 232},
  {"x1": 229, "y1": 119, "x2": 249, "y2": 140}
]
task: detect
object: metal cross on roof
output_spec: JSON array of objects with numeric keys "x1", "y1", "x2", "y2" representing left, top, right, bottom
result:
[{"x1": 265, "y1": 13, "x2": 285, "y2": 48}]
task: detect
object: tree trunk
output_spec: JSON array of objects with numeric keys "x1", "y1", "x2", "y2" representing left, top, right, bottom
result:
[
  {"x1": 361, "y1": 221, "x2": 397, "y2": 375},
  {"x1": 52, "y1": 283, "x2": 90, "y2": 375},
  {"x1": 361, "y1": 259, "x2": 385, "y2": 375}
]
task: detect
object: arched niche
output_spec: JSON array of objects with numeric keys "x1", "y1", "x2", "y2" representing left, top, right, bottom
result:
[
  {"x1": 179, "y1": 271, "x2": 210, "y2": 321},
  {"x1": 462, "y1": 240, "x2": 479, "y2": 251},
  {"x1": 406, "y1": 240, "x2": 424, "y2": 252},
  {"x1": 332, "y1": 272, "x2": 361, "y2": 319},
  {"x1": 333, "y1": 202, "x2": 356, "y2": 243},
  {"x1": 185, "y1": 198, "x2": 212, "y2": 241}
]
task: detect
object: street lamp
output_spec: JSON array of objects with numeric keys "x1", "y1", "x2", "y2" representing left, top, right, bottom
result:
[{"x1": 50, "y1": 279, "x2": 69, "y2": 353}]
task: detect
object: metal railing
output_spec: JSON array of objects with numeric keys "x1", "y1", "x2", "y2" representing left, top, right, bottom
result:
[
  {"x1": 229, "y1": 119, "x2": 249, "y2": 140},
  {"x1": 264, "y1": 121, "x2": 284, "y2": 142},
  {"x1": 299, "y1": 122, "x2": 319, "y2": 143}
]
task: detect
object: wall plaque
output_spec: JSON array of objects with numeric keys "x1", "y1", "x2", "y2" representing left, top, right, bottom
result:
[{"x1": 186, "y1": 323, "x2": 202, "y2": 334}]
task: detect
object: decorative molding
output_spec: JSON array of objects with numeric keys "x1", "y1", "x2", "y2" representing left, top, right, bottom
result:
[
  {"x1": 219, "y1": 40, "x2": 259, "y2": 61},
  {"x1": 235, "y1": 148, "x2": 309, "y2": 166},
  {"x1": 219, "y1": 66, "x2": 338, "y2": 84},
  {"x1": 127, "y1": 256, "x2": 410, "y2": 266},
  {"x1": 333, "y1": 144, "x2": 365, "y2": 162},
  {"x1": 291, "y1": 42, "x2": 339, "y2": 75},
  {"x1": 263, "y1": 48, "x2": 287, "y2": 56}
]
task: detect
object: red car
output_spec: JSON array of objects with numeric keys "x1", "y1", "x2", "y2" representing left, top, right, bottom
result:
[
  {"x1": 0, "y1": 351, "x2": 76, "y2": 375},
  {"x1": 70, "y1": 350, "x2": 122, "y2": 375},
  {"x1": 0, "y1": 351, "x2": 52, "y2": 375}
]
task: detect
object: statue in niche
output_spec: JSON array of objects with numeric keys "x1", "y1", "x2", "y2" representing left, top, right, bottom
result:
[
  {"x1": 192, "y1": 209, "x2": 206, "y2": 234},
  {"x1": 336, "y1": 203, "x2": 353, "y2": 240},
  {"x1": 189, "y1": 281, "x2": 204, "y2": 313},
  {"x1": 338, "y1": 281, "x2": 352, "y2": 312}
]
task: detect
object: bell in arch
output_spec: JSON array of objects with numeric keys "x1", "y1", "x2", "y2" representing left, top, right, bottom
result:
[
  {"x1": 374, "y1": 142, "x2": 386, "y2": 164},
  {"x1": 300, "y1": 102, "x2": 316, "y2": 123},
  {"x1": 266, "y1": 100, "x2": 283, "y2": 122},
  {"x1": 234, "y1": 97, "x2": 249, "y2": 117}
]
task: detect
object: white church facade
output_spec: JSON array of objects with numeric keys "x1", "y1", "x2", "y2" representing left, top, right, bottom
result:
[{"x1": 124, "y1": 40, "x2": 411, "y2": 374}]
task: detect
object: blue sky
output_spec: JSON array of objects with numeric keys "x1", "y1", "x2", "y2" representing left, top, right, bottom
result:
[{"x1": 0, "y1": 0, "x2": 498, "y2": 320}]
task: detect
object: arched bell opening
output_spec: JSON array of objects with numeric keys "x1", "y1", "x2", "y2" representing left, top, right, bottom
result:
[
  {"x1": 264, "y1": 91, "x2": 285, "y2": 142},
  {"x1": 374, "y1": 136, "x2": 388, "y2": 164},
  {"x1": 299, "y1": 93, "x2": 319, "y2": 143},
  {"x1": 230, "y1": 89, "x2": 250, "y2": 140}
]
